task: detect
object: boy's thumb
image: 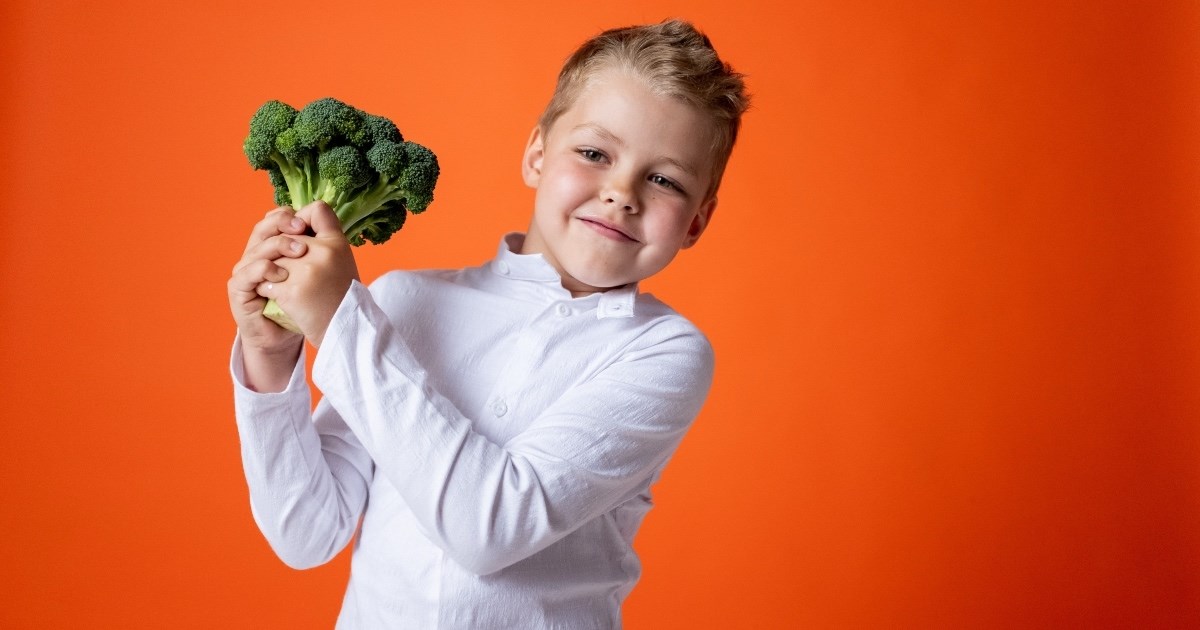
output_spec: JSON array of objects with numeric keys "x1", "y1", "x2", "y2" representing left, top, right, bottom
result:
[{"x1": 303, "y1": 201, "x2": 342, "y2": 238}]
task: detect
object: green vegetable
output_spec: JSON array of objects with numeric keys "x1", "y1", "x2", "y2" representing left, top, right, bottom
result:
[{"x1": 243, "y1": 98, "x2": 440, "y2": 332}]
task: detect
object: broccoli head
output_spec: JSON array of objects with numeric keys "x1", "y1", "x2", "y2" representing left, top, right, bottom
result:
[
  {"x1": 243, "y1": 100, "x2": 297, "y2": 169},
  {"x1": 242, "y1": 97, "x2": 441, "y2": 331}
]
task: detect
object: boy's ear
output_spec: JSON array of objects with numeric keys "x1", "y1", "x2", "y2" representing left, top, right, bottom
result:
[
  {"x1": 682, "y1": 197, "x2": 717, "y2": 249},
  {"x1": 522, "y1": 126, "x2": 545, "y2": 188}
]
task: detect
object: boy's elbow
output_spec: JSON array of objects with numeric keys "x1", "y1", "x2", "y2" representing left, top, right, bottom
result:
[
  {"x1": 275, "y1": 550, "x2": 327, "y2": 571},
  {"x1": 279, "y1": 553, "x2": 335, "y2": 571},
  {"x1": 265, "y1": 533, "x2": 344, "y2": 570},
  {"x1": 251, "y1": 504, "x2": 353, "y2": 570}
]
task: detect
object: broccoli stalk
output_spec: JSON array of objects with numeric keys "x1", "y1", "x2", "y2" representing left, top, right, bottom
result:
[{"x1": 243, "y1": 98, "x2": 440, "y2": 333}]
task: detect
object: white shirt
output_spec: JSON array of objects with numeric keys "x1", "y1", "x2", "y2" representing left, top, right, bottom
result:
[{"x1": 232, "y1": 234, "x2": 714, "y2": 629}]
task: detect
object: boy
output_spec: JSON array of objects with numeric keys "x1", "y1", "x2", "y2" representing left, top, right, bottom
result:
[{"x1": 227, "y1": 19, "x2": 748, "y2": 629}]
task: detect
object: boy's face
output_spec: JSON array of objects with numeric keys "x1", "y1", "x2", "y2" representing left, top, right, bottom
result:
[{"x1": 520, "y1": 69, "x2": 718, "y2": 296}]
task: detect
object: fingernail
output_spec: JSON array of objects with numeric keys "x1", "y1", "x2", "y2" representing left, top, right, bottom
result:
[
  {"x1": 290, "y1": 240, "x2": 302, "y2": 253},
  {"x1": 266, "y1": 283, "x2": 274, "y2": 292},
  {"x1": 290, "y1": 218, "x2": 304, "y2": 231}
]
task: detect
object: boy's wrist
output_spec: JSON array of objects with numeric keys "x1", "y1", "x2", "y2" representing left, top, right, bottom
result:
[{"x1": 239, "y1": 335, "x2": 304, "y2": 393}]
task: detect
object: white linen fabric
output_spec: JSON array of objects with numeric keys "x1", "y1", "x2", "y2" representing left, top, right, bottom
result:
[{"x1": 232, "y1": 234, "x2": 714, "y2": 629}]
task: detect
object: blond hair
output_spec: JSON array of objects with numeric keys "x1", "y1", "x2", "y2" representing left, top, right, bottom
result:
[{"x1": 538, "y1": 19, "x2": 750, "y2": 198}]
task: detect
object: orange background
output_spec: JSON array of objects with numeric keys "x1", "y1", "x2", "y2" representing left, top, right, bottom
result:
[{"x1": 1, "y1": 1, "x2": 1198, "y2": 627}]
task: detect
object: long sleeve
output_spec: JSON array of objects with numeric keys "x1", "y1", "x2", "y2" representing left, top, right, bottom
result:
[
  {"x1": 231, "y1": 340, "x2": 373, "y2": 569},
  {"x1": 312, "y1": 280, "x2": 714, "y2": 576}
]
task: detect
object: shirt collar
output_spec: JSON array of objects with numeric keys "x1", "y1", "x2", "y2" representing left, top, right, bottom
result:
[
  {"x1": 491, "y1": 233, "x2": 637, "y2": 319},
  {"x1": 595, "y1": 284, "x2": 637, "y2": 319},
  {"x1": 491, "y1": 233, "x2": 562, "y2": 282}
]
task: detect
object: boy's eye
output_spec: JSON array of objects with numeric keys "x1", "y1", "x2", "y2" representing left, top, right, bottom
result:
[
  {"x1": 650, "y1": 174, "x2": 683, "y2": 193},
  {"x1": 577, "y1": 148, "x2": 605, "y2": 162}
]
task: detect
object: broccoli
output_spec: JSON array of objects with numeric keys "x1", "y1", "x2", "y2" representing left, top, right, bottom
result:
[{"x1": 243, "y1": 98, "x2": 441, "y2": 332}]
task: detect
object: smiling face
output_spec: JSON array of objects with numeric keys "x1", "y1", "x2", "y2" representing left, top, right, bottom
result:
[{"x1": 520, "y1": 69, "x2": 719, "y2": 296}]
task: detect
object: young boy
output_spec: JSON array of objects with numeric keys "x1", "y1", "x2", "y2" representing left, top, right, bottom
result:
[{"x1": 227, "y1": 19, "x2": 748, "y2": 629}]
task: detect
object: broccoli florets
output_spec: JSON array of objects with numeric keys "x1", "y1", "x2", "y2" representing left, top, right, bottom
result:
[
  {"x1": 243, "y1": 97, "x2": 439, "y2": 245},
  {"x1": 355, "y1": 113, "x2": 403, "y2": 147},
  {"x1": 242, "y1": 97, "x2": 441, "y2": 331}
]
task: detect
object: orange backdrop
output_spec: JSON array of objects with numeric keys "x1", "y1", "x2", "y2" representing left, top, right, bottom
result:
[{"x1": 1, "y1": 1, "x2": 1197, "y2": 627}]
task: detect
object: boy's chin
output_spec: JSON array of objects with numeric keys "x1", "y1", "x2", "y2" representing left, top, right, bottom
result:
[
  {"x1": 559, "y1": 252, "x2": 670, "y2": 293},
  {"x1": 561, "y1": 268, "x2": 632, "y2": 294}
]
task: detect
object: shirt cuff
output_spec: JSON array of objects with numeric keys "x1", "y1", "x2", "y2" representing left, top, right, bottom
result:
[
  {"x1": 230, "y1": 334, "x2": 312, "y2": 437},
  {"x1": 230, "y1": 334, "x2": 308, "y2": 398}
]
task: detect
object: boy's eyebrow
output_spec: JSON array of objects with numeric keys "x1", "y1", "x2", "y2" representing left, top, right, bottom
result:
[
  {"x1": 574, "y1": 123, "x2": 625, "y2": 147},
  {"x1": 573, "y1": 123, "x2": 699, "y2": 177}
]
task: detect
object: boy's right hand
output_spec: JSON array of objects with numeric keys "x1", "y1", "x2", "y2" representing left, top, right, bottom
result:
[{"x1": 227, "y1": 207, "x2": 310, "y2": 391}]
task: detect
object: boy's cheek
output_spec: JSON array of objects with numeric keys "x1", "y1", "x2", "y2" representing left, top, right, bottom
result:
[{"x1": 544, "y1": 163, "x2": 593, "y2": 197}]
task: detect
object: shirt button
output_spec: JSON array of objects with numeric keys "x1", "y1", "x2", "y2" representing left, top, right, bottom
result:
[
  {"x1": 609, "y1": 303, "x2": 624, "y2": 313},
  {"x1": 497, "y1": 261, "x2": 510, "y2": 275},
  {"x1": 556, "y1": 304, "x2": 571, "y2": 317},
  {"x1": 492, "y1": 399, "x2": 508, "y2": 417}
]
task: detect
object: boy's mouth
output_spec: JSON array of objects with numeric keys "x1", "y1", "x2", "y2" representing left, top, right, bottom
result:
[{"x1": 578, "y1": 216, "x2": 638, "y2": 242}]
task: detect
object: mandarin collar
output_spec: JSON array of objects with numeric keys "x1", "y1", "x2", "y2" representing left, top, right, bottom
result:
[{"x1": 490, "y1": 233, "x2": 637, "y2": 319}]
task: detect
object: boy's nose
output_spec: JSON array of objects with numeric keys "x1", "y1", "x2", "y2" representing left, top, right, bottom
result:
[{"x1": 599, "y1": 178, "x2": 637, "y2": 213}]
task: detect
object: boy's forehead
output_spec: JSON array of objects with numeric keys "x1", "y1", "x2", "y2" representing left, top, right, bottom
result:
[
  {"x1": 549, "y1": 72, "x2": 717, "y2": 172},
  {"x1": 557, "y1": 70, "x2": 710, "y2": 126}
]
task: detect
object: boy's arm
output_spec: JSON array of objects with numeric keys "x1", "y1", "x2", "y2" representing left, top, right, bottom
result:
[
  {"x1": 230, "y1": 339, "x2": 373, "y2": 569},
  {"x1": 313, "y1": 281, "x2": 714, "y2": 576},
  {"x1": 228, "y1": 205, "x2": 370, "y2": 568}
]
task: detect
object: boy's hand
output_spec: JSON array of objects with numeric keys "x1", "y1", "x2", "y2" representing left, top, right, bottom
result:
[
  {"x1": 228, "y1": 206, "x2": 310, "y2": 391},
  {"x1": 271, "y1": 201, "x2": 360, "y2": 348}
]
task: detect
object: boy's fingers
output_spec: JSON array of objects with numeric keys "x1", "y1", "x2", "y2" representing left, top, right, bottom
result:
[
  {"x1": 230, "y1": 259, "x2": 288, "y2": 296},
  {"x1": 258, "y1": 234, "x2": 306, "y2": 259},
  {"x1": 234, "y1": 235, "x2": 306, "y2": 275},
  {"x1": 261, "y1": 262, "x2": 289, "y2": 284},
  {"x1": 243, "y1": 207, "x2": 309, "y2": 253},
  {"x1": 294, "y1": 201, "x2": 341, "y2": 238},
  {"x1": 254, "y1": 280, "x2": 275, "y2": 300}
]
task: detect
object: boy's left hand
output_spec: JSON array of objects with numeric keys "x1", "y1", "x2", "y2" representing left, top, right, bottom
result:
[{"x1": 270, "y1": 201, "x2": 359, "y2": 347}]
